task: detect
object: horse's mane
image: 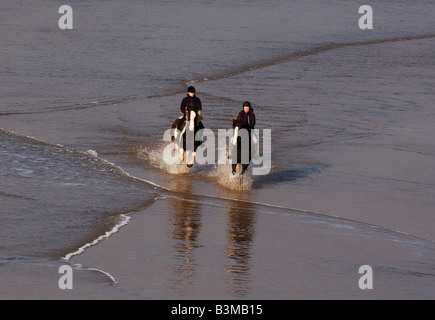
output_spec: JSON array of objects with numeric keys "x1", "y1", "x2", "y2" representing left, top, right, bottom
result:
[{"x1": 186, "y1": 106, "x2": 202, "y2": 122}]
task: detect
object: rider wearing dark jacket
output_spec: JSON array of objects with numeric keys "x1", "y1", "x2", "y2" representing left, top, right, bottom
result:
[
  {"x1": 235, "y1": 101, "x2": 255, "y2": 131},
  {"x1": 177, "y1": 86, "x2": 204, "y2": 136},
  {"x1": 180, "y1": 86, "x2": 202, "y2": 114}
]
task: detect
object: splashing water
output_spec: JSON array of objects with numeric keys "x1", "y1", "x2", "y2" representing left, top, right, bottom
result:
[
  {"x1": 137, "y1": 143, "x2": 253, "y2": 191},
  {"x1": 137, "y1": 143, "x2": 188, "y2": 175},
  {"x1": 210, "y1": 164, "x2": 253, "y2": 191}
]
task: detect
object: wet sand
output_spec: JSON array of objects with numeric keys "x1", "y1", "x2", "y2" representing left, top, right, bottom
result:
[{"x1": 4, "y1": 195, "x2": 431, "y2": 300}]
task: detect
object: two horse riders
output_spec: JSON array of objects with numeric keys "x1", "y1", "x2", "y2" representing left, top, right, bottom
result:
[{"x1": 176, "y1": 86, "x2": 256, "y2": 173}]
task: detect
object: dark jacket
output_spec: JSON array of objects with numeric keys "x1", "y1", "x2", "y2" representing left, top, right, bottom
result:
[
  {"x1": 235, "y1": 108, "x2": 255, "y2": 131},
  {"x1": 180, "y1": 95, "x2": 202, "y2": 114}
]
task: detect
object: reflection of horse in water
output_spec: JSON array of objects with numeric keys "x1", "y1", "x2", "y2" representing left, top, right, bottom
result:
[
  {"x1": 226, "y1": 199, "x2": 257, "y2": 297},
  {"x1": 168, "y1": 180, "x2": 202, "y2": 286},
  {"x1": 171, "y1": 105, "x2": 204, "y2": 167}
]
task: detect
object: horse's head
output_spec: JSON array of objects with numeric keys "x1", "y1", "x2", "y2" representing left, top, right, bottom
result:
[
  {"x1": 186, "y1": 105, "x2": 200, "y2": 131},
  {"x1": 188, "y1": 110, "x2": 196, "y2": 131}
]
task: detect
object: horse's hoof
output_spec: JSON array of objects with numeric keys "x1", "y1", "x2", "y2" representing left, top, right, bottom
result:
[{"x1": 187, "y1": 164, "x2": 193, "y2": 168}]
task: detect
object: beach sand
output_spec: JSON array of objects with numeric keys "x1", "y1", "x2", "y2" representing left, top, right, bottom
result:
[{"x1": 7, "y1": 194, "x2": 430, "y2": 300}]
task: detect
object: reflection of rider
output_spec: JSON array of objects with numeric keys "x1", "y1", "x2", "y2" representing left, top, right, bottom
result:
[{"x1": 232, "y1": 101, "x2": 256, "y2": 175}]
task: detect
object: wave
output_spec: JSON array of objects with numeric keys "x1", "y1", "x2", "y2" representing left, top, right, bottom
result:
[
  {"x1": 144, "y1": 34, "x2": 435, "y2": 100},
  {"x1": 62, "y1": 214, "x2": 131, "y2": 261},
  {"x1": 0, "y1": 96, "x2": 138, "y2": 117},
  {"x1": 0, "y1": 127, "x2": 162, "y2": 260},
  {"x1": 0, "y1": 127, "x2": 165, "y2": 190},
  {"x1": 187, "y1": 34, "x2": 435, "y2": 85}
]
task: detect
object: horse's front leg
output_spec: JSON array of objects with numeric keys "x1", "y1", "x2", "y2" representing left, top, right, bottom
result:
[
  {"x1": 187, "y1": 151, "x2": 196, "y2": 168},
  {"x1": 186, "y1": 111, "x2": 197, "y2": 168}
]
